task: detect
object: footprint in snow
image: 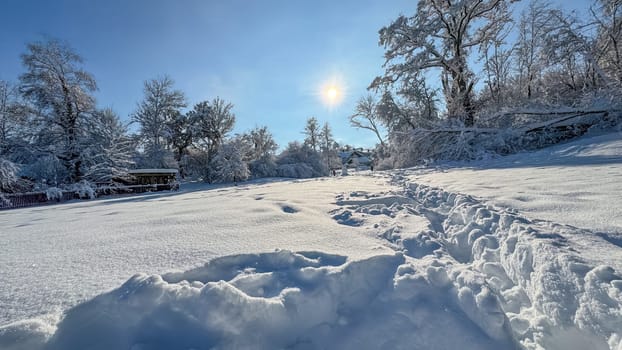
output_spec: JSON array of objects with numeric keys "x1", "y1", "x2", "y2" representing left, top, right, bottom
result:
[{"x1": 280, "y1": 204, "x2": 299, "y2": 214}]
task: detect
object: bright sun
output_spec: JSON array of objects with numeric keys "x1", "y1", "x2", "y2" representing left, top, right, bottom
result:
[
  {"x1": 322, "y1": 85, "x2": 341, "y2": 106},
  {"x1": 318, "y1": 76, "x2": 345, "y2": 107},
  {"x1": 326, "y1": 86, "x2": 338, "y2": 100}
]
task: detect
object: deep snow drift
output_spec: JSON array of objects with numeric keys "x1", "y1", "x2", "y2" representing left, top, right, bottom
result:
[{"x1": 1, "y1": 132, "x2": 622, "y2": 350}]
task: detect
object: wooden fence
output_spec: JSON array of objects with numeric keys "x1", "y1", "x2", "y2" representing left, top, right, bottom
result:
[{"x1": 0, "y1": 183, "x2": 177, "y2": 210}]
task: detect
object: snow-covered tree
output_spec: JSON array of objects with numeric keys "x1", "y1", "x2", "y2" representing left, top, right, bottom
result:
[
  {"x1": 133, "y1": 76, "x2": 186, "y2": 150},
  {"x1": 319, "y1": 122, "x2": 339, "y2": 172},
  {"x1": 350, "y1": 95, "x2": 386, "y2": 147},
  {"x1": 19, "y1": 38, "x2": 97, "y2": 182},
  {"x1": 303, "y1": 116, "x2": 321, "y2": 152},
  {"x1": 82, "y1": 108, "x2": 134, "y2": 182},
  {"x1": 20, "y1": 154, "x2": 65, "y2": 187},
  {"x1": 212, "y1": 137, "x2": 250, "y2": 183},
  {"x1": 592, "y1": 0, "x2": 622, "y2": 85},
  {"x1": 189, "y1": 98, "x2": 236, "y2": 182},
  {"x1": 166, "y1": 112, "x2": 194, "y2": 178},
  {"x1": 137, "y1": 143, "x2": 177, "y2": 169},
  {"x1": 242, "y1": 126, "x2": 278, "y2": 178},
  {"x1": 513, "y1": 0, "x2": 555, "y2": 102},
  {"x1": 0, "y1": 80, "x2": 28, "y2": 157},
  {"x1": 543, "y1": 8, "x2": 608, "y2": 89},
  {"x1": 244, "y1": 126, "x2": 278, "y2": 160},
  {"x1": 372, "y1": 0, "x2": 513, "y2": 126},
  {"x1": 478, "y1": 12, "x2": 514, "y2": 110},
  {"x1": 0, "y1": 158, "x2": 20, "y2": 193},
  {"x1": 376, "y1": 87, "x2": 439, "y2": 134}
]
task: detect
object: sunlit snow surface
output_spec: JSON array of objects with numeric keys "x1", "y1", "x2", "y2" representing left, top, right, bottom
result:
[
  {"x1": 1, "y1": 132, "x2": 622, "y2": 350},
  {"x1": 411, "y1": 132, "x2": 622, "y2": 232}
]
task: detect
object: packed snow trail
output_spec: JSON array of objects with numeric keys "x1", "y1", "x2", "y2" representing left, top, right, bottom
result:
[{"x1": 331, "y1": 172, "x2": 622, "y2": 349}]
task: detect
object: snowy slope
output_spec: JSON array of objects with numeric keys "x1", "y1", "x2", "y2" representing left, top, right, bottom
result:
[
  {"x1": 1, "y1": 132, "x2": 622, "y2": 350},
  {"x1": 411, "y1": 131, "x2": 622, "y2": 232}
]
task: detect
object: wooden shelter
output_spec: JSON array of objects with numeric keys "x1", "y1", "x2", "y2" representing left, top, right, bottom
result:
[{"x1": 127, "y1": 169, "x2": 179, "y2": 189}]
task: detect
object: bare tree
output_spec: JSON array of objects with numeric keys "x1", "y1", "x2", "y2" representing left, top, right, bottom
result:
[
  {"x1": 544, "y1": 8, "x2": 609, "y2": 88},
  {"x1": 350, "y1": 95, "x2": 386, "y2": 147}
]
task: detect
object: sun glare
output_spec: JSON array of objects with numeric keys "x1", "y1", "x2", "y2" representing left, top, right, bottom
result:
[
  {"x1": 326, "y1": 86, "x2": 338, "y2": 100},
  {"x1": 321, "y1": 82, "x2": 343, "y2": 107}
]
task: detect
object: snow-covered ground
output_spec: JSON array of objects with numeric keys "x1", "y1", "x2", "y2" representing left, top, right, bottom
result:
[
  {"x1": 1, "y1": 132, "x2": 621, "y2": 350},
  {"x1": 411, "y1": 132, "x2": 622, "y2": 233}
]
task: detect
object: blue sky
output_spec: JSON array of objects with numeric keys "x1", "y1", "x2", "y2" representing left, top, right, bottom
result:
[{"x1": 0, "y1": 0, "x2": 590, "y2": 149}]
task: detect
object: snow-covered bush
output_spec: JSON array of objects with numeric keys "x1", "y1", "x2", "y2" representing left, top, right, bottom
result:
[
  {"x1": 211, "y1": 139, "x2": 250, "y2": 183},
  {"x1": 0, "y1": 158, "x2": 19, "y2": 193},
  {"x1": 45, "y1": 187, "x2": 63, "y2": 201},
  {"x1": 276, "y1": 142, "x2": 326, "y2": 178},
  {"x1": 180, "y1": 148, "x2": 209, "y2": 180},
  {"x1": 0, "y1": 193, "x2": 9, "y2": 207},
  {"x1": 276, "y1": 163, "x2": 316, "y2": 178},
  {"x1": 249, "y1": 154, "x2": 277, "y2": 178},
  {"x1": 378, "y1": 108, "x2": 622, "y2": 168},
  {"x1": 20, "y1": 155, "x2": 66, "y2": 188},
  {"x1": 65, "y1": 180, "x2": 96, "y2": 199},
  {"x1": 381, "y1": 130, "x2": 489, "y2": 168}
]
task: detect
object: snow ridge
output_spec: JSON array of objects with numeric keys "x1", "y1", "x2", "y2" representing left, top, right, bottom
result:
[
  {"x1": 332, "y1": 173, "x2": 622, "y2": 349},
  {"x1": 0, "y1": 249, "x2": 517, "y2": 350}
]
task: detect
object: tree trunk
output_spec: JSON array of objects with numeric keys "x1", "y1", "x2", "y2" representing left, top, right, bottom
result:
[{"x1": 62, "y1": 80, "x2": 81, "y2": 183}]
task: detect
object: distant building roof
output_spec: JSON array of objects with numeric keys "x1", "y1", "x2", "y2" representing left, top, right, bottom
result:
[{"x1": 343, "y1": 150, "x2": 373, "y2": 166}]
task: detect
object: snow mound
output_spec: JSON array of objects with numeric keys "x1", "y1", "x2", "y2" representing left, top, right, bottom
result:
[
  {"x1": 1, "y1": 250, "x2": 520, "y2": 350},
  {"x1": 332, "y1": 175, "x2": 622, "y2": 349}
]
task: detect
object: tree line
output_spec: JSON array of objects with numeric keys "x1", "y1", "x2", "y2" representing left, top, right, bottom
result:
[
  {"x1": 350, "y1": 0, "x2": 622, "y2": 167},
  {"x1": 0, "y1": 39, "x2": 341, "y2": 194}
]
